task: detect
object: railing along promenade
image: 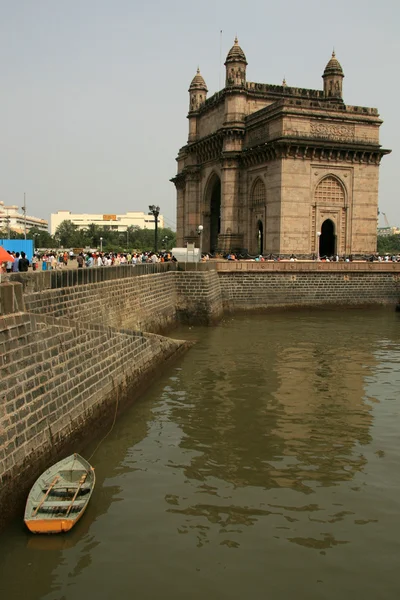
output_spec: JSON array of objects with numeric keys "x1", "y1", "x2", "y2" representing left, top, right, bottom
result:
[
  {"x1": 3, "y1": 259, "x2": 400, "y2": 294},
  {"x1": 212, "y1": 260, "x2": 400, "y2": 273}
]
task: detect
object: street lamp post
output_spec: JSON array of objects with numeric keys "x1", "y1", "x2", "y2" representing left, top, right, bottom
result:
[
  {"x1": 148, "y1": 205, "x2": 160, "y2": 253},
  {"x1": 317, "y1": 232, "x2": 321, "y2": 260},
  {"x1": 100, "y1": 237, "x2": 103, "y2": 252},
  {"x1": 197, "y1": 225, "x2": 203, "y2": 261},
  {"x1": 22, "y1": 193, "x2": 27, "y2": 240}
]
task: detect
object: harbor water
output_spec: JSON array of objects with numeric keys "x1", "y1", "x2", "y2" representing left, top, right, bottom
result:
[{"x1": 1, "y1": 308, "x2": 400, "y2": 599}]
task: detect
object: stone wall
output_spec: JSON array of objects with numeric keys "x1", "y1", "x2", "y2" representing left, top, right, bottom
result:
[
  {"x1": 175, "y1": 270, "x2": 223, "y2": 324},
  {"x1": 214, "y1": 262, "x2": 400, "y2": 310},
  {"x1": 0, "y1": 310, "x2": 189, "y2": 529},
  {"x1": 2, "y1": 262, "x2": 400, "y2": 528},
  {"x1": 23, "y1": 271, "x2": 178, "y2": 334},
  {"x1": 7, "y1": 266, "x2": 224, "y2": 331}
]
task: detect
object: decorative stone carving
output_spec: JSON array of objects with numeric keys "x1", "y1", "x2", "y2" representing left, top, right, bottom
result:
[
  {"x1": 310, "y1": 121, "x2": 355, "y2": 141},
  {"x1": 247, "y1": 125, "x2": 269, "y2": 146}
]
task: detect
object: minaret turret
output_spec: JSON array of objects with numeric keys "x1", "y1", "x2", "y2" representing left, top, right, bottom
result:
[
  {"x1": 322, "y1": 50, "x2": 344, "y2": 99},
  {"x1": 189, "y1": 68, "x2": 208, "y2": 112},
  {"x1": 187, "y1": 68, "x2": 207, "y2": 142},
  {"x1": 224, "y1": 37, "x2": 247, "y2": 88}
]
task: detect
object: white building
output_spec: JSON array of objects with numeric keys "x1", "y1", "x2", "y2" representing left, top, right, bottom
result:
[
  {"x1": 50, "y1": 210, "x2": 164, "y2": 236},
  {"x1": 377, "y1": 226, "x2": 400, "y2": 237},
  {"x1": 0, "y1": 201, "x2": 48, "y2": 234}
]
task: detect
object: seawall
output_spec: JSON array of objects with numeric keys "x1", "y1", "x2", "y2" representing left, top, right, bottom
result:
[
  {"x1": 0, "y1": 310, "x2": 190, "y2": 530},
  {"x1": 214, "y1": 261, "x2": 400, "y2": 310},
  {"x1": 5, "y1": 264, "x2": 224, "y2": 332},
  {"x1": 1, "y1": 261, "x2": 399, "y2": 529}
]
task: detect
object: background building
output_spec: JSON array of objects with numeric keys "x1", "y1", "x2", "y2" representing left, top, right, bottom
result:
[
  {"x1": 50, "y1": 210, "x2": 164, "y2": 236},
  {"x1": 172, "y1": 40, "x2": 391, "y2": 256},
  {"x1": 377, "y1": 227, "x2": 400, "y2": 237},
  {"x1": 0, "y1": 201, "x2": 48, "y2": 235}
]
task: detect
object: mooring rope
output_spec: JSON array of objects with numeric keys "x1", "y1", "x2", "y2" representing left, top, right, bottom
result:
[{"x1": 87, "y1": 381, "x2": 120, "y2": 463}]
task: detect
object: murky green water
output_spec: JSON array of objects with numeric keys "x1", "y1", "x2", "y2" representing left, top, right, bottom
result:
[{"x1": 1, "y1": 309, "x2": 400, "y2": 599}]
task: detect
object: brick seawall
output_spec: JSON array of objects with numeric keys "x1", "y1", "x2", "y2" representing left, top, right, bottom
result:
[
  {"x1": 1, "y1": 261, "x2": 399, "y2": 529},
  {"x1": 0, "y1": 310, "x2": 190, "y2": 530},
  {"x1": 210, "y1": 261, "x2": 400, "y2": 310}
]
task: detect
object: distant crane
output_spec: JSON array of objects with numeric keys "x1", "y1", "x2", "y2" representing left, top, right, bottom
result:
[
  {"x1": 378, "y1": 209, "x2": 391, "y2": 228},
  {"x1": 381, "y1": 212, "x2": 391, "y2": 228}
]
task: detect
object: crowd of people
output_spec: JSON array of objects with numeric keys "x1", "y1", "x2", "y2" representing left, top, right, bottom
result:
[
  {"x1": 0, "y1": 250, "x2": 179, "y2": 273},
  {"x1": 225, "y1": 252, "x2": 400, "y2": 262},
  {"x1": 2, "y1": 248, "x2": 400, "y2": 273},
  {"x1": 2, "y1": 251, "x2": 30, "y2": 273},
  {"x1": 74, "y1": 251, "x2": 176, "y2": 268}
]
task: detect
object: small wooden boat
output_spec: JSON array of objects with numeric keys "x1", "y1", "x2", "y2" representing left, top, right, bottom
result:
[{"x1": 24, "y1": 453, "x2": 95, "y2": 534}]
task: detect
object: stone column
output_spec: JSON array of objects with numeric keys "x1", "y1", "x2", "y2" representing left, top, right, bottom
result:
[
  {"x1": 176, "y1": 184, "x2": 185, "y2": 247},
  {"x1": 218, "y1": 158, "x2": 244, "y2": 252},
  {"x1": 184, "y1": 170, "x2": 200, "y2": 245}
]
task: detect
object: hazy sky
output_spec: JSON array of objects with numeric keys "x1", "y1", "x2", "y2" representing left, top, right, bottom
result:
[{"x1": 0, "y1": 0, "x2": 398, "y2": 230}]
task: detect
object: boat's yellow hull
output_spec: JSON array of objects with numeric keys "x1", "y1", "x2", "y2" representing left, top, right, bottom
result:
[
  {"x1": 25, "y1": 504, "x2": 88, "y2": 534},
  {"x1": 24, "y1": 454, "x2": 95, "y2": 534}
]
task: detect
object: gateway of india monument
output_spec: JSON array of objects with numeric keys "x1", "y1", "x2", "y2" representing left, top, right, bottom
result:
[{"x1": 171, "y1": 38, "x2": 391, "y2": 257}]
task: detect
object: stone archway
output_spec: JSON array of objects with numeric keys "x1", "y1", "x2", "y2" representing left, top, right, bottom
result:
[
  {"x1": 204, "y1": 174, "x2": 221, "y2": 254},
  {"x1": 257, "y1": 220, "x2": 264, "y2": 255},
  {"x1": 314, "y1": 175, "x2": 346, "y2": 256},
  {"x1": 250, "y1": 178, "x2": 266, "y2": 255},
  {"x1": 319, "y1": 219, "x2": 336, "y2": 257}
]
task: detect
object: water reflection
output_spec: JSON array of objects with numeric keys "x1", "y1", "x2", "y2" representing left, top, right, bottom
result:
[
  {"x1": 166, "y1": 313, "x2": 375, "y2": 498},
  {"x1": 1, "y1": 309, "x2": 400, "y2": 600},
  {"x1": 160, "y1": 311, "x2": 391, "y2": 557}
]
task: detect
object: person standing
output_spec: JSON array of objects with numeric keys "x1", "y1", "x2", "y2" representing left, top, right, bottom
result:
[
  {"x1": 18, "y1": 251, "x2": 29, "y2": 272},
  {"x1": 12, "y1": 252, "x2": 20, "y2": 272},
  {"x1": 86, "y1": 254, "x2": 94, "y2": 268},
  {"x1": 6, "y1": 253, "x2": 14, "y2": 272},
  {"x1": 76, "y1": 253, "x2": 84, "y2": 268}
]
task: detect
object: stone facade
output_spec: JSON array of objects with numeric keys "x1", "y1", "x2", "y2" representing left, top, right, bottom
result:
[{"x1": 172, "y1": 40, "x2": 391, "y2": 257}]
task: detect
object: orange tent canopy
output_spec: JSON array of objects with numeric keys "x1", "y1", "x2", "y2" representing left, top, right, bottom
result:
[{"x1": 0, "y1": 247, "x2": 15, "y2": 262}]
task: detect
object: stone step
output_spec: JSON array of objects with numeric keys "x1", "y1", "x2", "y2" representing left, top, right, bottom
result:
[
  {"x1": 0, "y1": 327, "x2": 100, "y2": 391},
  {"x1": 2, "y1": 332, "x2": 152, "y2": 452},
  {"x1": 0, "y1": 327, "x2": 78, "y2": 379},
  {"x1": 7, "y1": 331, "x2": 143, "y2": 411},
  {"x1": 0, "y1": 320, "x2": 32, "y2": 344}
]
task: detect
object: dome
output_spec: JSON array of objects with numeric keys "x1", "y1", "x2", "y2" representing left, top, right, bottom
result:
[
  {"x1": 189, "y1": 68, "x2": 208, "y2": 91},
  {"x1": 323, "y1": 51, "x2": 344, "y2": 77},
  {"x1": 225, "y1": 37, "x2": 247, "y2": 64}
]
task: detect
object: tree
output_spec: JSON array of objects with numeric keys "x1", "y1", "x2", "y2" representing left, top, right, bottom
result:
[
  {"x1": 377, "y1": 234, "x2": 400, "y2": 255},
  {"x1": 159, "y1": 228, "x2": 176, "y2": 250},
  {"x1": 28, "y1": 227, "x2": 54, "y2": 249},
  {"x1": 55, "y1": 220, "x2": 80, "y2": 247},
  {"x1": 51, "y1": 221, "x2": 177, "y2": 252},
  {"x1": 83, "y1": 223, "x2": 102, "y2": 248}
]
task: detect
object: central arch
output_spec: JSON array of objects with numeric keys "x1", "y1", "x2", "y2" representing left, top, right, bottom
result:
[
  {"x1": 319, "y1": 219, "x2": 336, "y2": 257},
  {"x1": 205, "y1": 174, "x2": 221, "y2": 253},
  {"x1": 251, "y1": 178, "x2": 266, "y2": 255}
]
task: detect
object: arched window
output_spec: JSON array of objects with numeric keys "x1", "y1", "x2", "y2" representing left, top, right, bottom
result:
[
  {"x1": 315, "y1": 176, "x2": 345, "y2": 205},
  {"x1": 251, "y1": 178, "x2": 266, "y2": 206}
]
